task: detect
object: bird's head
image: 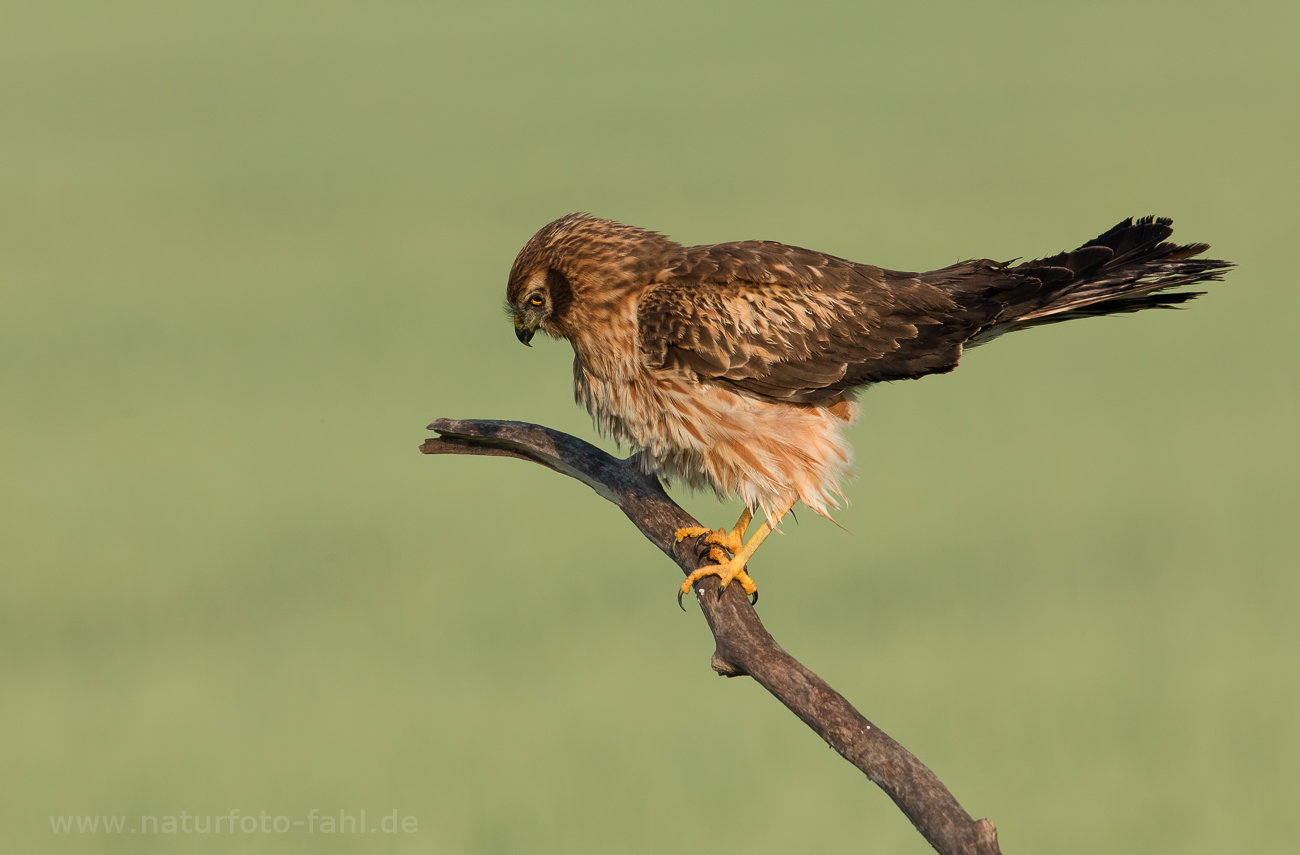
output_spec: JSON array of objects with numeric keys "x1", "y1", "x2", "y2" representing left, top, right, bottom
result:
[{"x1": 505, "y1": 213, "x2": 677, "y2": 346}]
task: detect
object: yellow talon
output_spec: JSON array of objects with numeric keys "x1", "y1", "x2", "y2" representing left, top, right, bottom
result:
[
  {"x1": 680, "y1": 557, "x2": 758, "y2": 597},
  {"x1": 674, "y1": 525, "x2": 721, "y2": 544},
  {"x1": 674, "y1": 502, "x2": 796, "y2": 608},
  {"x1": 674, "y1": 522, "x2": 745, "y2": 556}
]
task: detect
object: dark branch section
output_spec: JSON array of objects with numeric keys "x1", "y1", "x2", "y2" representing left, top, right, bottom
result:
[{"x1": 422, "y1": 418, "x2": 1001, "y2": 855}]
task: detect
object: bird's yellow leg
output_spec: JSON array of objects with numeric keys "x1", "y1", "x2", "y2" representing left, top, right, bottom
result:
[{"x1": 677, "y1": 500, "x2": 796, "y2": 606}]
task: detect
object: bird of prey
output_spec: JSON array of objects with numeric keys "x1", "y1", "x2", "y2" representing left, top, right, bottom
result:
[{"x1": 505, "y1": 214, "x2": 1231, "y2": 604}]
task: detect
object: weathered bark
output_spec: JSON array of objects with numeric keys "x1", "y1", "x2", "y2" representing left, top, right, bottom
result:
[{"x1": 421, "y1": 418, "x2": 1001, "y2": 855}]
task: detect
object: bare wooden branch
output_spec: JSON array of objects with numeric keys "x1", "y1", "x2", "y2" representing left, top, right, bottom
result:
[{"x1": 421, "y1": 418, "x2": 1002, "y2": 855}]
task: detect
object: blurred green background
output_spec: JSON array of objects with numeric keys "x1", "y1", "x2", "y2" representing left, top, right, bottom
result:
[{"x1": 2, "y1": 1, "x2": 1297, "y2": 852}]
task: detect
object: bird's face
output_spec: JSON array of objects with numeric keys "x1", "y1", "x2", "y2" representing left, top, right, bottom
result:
[{"x1": 506, "y1": 267, "x2": 561, "y2": 346}]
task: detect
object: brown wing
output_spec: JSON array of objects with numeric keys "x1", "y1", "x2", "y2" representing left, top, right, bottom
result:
[
  {"x1": 637, "y1": 241, "x2": 988, "y2": 403},
  {"x1": 636, "y1": 219, "x2": 1229, "y2": 405}
]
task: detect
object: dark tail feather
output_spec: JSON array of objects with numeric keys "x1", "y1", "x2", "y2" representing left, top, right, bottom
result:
[{"x1": 1007, "y1": 216, "x2": 1231, "y2": 331}]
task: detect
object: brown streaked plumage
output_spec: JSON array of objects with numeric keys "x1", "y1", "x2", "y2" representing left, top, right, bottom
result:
[{"x1": 505, "y1": 213, "x2": 1232, "y2": 602}]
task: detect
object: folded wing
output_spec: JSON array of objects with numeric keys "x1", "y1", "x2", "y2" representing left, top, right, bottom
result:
[{"x1": 637, "y1": 219, "x2": 1230, "y2": 404}]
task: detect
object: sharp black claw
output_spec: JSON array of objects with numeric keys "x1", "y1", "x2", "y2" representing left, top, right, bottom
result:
[
  {"x1": 749, "y1": 589, "x2": 759, "y2": 606},
  {"x1": 677, "y1": 588, "x2": 687, "y2": 611}
]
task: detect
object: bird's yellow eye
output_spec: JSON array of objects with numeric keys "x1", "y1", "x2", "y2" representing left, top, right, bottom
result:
[{"x1": 528, "y1": 295, "x2": 544, "y2": 306}]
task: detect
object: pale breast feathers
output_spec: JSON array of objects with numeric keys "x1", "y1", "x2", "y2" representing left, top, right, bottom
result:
[{"x1": 636, "y1": 241, "x2": 976, "y2": 403}]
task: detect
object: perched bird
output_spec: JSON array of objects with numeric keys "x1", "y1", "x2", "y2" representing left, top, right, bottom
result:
[{"x1": 505, "y1": 214, "x2": 1231, "y2": 604}]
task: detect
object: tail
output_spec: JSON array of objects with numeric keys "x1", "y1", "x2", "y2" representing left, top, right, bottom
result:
[{"x1": 962, "y1": 217, "x2": 1232, "y2": 346}]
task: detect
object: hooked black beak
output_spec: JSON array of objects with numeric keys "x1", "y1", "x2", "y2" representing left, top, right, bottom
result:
[{"x1": 513, "y1": 314, "x2": 535, "y2": 346}]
